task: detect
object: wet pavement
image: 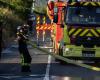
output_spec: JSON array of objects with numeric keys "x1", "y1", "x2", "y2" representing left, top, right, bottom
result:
[
  {"x1": 0, "y1": 75, "x2": 100, "y2": 80},
  {"x1": 0, "y1": 42, "x2": 100, "y2": 80}
]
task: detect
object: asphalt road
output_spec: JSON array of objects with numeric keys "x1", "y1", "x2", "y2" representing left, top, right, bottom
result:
[{"x1": 0, "y1": 42, "x2": 100, "y2": 80}]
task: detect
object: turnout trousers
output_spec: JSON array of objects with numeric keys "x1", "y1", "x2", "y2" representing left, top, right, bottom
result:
[{"x1": 19, "y1": 47, "x2": 32, "y2": 72}]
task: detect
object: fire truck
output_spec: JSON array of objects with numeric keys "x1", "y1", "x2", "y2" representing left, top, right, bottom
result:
[{"x1": 47, "y1": 0, "x2": 100, "y2": 63}]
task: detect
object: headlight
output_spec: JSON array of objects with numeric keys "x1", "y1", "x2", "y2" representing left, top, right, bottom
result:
[
  {"x1": 64, "y1": 48, "x2": 73, "y2": 52},
  {"x1": 65, "y1": 48, "x2": 69, "y2": 51}
]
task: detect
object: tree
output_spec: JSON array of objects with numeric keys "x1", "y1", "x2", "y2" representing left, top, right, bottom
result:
[{"x1": 0, "y1": 21, "x2": 2, "y2": 58}]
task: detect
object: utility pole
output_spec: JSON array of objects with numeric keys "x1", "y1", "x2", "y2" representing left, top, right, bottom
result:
[{"x1": 31, "y1": 0, "x2": 36, "y2": 13}]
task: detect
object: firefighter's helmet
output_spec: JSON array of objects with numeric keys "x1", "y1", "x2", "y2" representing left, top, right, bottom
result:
[{"x1": 22, "y1": 24, "x2": 29, "y2": 34}]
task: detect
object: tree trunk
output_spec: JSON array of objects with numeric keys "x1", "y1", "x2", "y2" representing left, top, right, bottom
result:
[{"x1": 0, "y1": 22, "x2": 2, "y2": 58}]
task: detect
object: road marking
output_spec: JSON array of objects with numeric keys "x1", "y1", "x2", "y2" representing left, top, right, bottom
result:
[
  {"x1": 0, "y1": 74, "x2": 45, "y2": 78},
  {"x1": 43, "y1": 55, "x2": 51, "y2": 80}
]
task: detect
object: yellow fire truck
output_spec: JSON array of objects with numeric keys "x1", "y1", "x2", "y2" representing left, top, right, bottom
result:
[{"x1": 47, "y1": 0, "x2": 100, "y2": 63}]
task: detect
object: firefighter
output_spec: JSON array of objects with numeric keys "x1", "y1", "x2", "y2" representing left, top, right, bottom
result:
[{"x1": 17, "y1": 24, "x2": 32, "y2": 72}]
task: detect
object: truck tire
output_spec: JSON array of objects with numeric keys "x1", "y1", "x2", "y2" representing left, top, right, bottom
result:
[{"x1": 97, "y1": 44, "x2": 100, "y2": 47}]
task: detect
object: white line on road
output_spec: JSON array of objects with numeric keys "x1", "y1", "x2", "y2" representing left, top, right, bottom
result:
[
  {"x1": 43, "y1": 55, "x2": 52, "y2": 80},
  {"x1": 0, "y1": 74, "x2": 45, "y2": 78}
]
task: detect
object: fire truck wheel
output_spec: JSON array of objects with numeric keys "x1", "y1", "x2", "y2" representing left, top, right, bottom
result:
[
  {"x1": 97, "y1": 44, "x2": 100, "y2": 47},
  {"x1": 94, "y1": 60, "x2": 100, "y2": 65}
]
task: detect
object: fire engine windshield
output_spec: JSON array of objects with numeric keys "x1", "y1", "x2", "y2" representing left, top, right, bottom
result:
[{"x1": 66, "y1": 6, "x2": 100, "y2": 25}]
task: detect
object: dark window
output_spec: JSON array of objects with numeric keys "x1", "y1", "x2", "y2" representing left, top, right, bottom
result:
[{"x1": 66, "y1": 6, "x2": 100, "y2": 25}]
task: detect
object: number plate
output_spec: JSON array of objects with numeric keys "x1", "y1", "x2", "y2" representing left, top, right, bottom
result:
[{"x1": 82, "y1": 51, "x2": 95, "y2": 57}]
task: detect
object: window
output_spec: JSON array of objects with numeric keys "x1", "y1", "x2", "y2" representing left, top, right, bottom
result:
[{"x1": 66, "y1": 6, "x2": 100, "y2": 25}]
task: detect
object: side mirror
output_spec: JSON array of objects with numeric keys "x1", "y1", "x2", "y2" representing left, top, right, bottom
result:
[
  {"x1": 53, "y1": 14, "x2": 58, "y2": 23},
  {"x1": 53, "y1": 7, "x2": 58, "y2": 23},
  {"x1": 47, "y1": 1, "x2": 54, "y2": 10}
]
